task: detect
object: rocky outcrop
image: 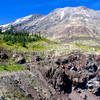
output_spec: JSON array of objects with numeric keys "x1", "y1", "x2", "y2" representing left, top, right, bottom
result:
[
  {"x1": 0, "y1": 51, "x2": 100, "y2": 100},
  {"x1": 13, "y1": 53, "x2": 26, "y2": 64},
  {"x1": 45, "y1": 52, "x2": 100, "y2": 99},
  {"x1": 15, "y1": 56, "x2": 26, "y2": 64}
]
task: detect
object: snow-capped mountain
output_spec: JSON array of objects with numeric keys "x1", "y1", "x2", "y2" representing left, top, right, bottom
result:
[
  {"x1": 1, "y1": 6, "x2": 100, "y2": 38},
  {"x1": 0, "y1": 14, "x2": 44, "y2": 32}
]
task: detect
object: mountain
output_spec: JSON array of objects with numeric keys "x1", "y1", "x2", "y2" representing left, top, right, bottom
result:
[
  {"x1": 1, "y1": 6, "x2": 100, "y2": 39},
  {"x1": 0, "y1": 7, "x2": 100, "y2": 100},
  {"x1": 0, "y1": 14, "x2": 44, "y2": 32}
]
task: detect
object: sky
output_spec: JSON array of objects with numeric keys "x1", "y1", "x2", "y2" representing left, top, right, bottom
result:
[{"x1": 0, "y1": 0, "x2": 100, "y2": 24}]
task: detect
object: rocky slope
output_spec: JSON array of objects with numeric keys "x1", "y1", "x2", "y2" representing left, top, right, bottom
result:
[
  {"x1": 1, "y1": 6, "x2": 100, "y2": 39},
  {"x1": 0, "y1": 47, "x2": 100, "y2": 100},
  {"x1": 0, "y1": 14, "x2": 44, "y2": 32}
]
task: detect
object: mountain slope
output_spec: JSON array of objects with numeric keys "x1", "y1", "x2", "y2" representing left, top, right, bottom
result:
[
  {"x1": 1, "y1": 6, "x2": 100, "y2": 39},
  {"x1": 0, "y1": 14, "x2": 44, "y2": 32}
]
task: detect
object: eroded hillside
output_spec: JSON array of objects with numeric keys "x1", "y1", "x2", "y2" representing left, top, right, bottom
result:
[{"x1": 0, "y1": 46, "x2": 100, "y2": 100}]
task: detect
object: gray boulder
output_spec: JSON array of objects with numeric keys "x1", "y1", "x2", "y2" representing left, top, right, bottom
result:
[{"x1": 15, "y1": 56, "x2": 26, "y2": 64}]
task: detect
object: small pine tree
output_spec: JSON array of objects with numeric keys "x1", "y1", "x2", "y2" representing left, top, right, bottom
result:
[{"x1": 0, "y1": 28, "x2": 2, "y2": 34}]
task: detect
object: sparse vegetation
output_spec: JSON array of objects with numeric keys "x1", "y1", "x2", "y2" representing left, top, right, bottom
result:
[
  {"x1": 0, "y1": 29, "x2": 68, "y2": 55},
  {"x1": 70, "y1": 40, "x2": 100, "y2": 53},
  {"x1": 0, "y1": 63, "x2": 25, "y2": 71}
]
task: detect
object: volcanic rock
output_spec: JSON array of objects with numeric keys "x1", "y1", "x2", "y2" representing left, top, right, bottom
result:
[{"x1": 15, "y1": 56, "x2": 26, "y2": 64}]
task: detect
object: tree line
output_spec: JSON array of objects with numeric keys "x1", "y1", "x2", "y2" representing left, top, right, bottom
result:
[{"x1": 0, "y1": 28, "x2": 43, "y2": 47}]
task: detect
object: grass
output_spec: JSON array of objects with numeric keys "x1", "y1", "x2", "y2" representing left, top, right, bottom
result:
[
  {"x1": 0, "y1": 39, "x2": 64, "y2": 53},
  {"x1": 0, "y1": 63, "x2": 25, "y2": 71},
  {"x1": 0, "y1": 39, "x2": 75, "y2": 56},
  {"x1": 1, "y1": 31, "x2": 100, "y2": 56},
  {"x1": 32, "y1": 45, "x2": 46, "y2": 51},
  {"x1": 94, "y1": 47, "x2": 100, "y2": 52},
  {"x1": 0, "y1": 30, "x2": 72, "y2": 55},
  {"x1": 70, "y1": 40, "x2": 100, "y2": 53},
  {"x1": 75, "y1": 43, "x2": 94, "y2": 51},
  {"x1": 0, "y1": 30, "x2": 46, "y2": 52}
]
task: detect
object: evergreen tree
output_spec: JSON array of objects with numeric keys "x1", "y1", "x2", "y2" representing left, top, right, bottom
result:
[{"x1": 0, "y1": 28, "x2": 2, "y2": 34}]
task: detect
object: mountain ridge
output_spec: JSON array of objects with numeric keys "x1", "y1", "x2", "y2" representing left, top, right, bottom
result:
[{"x1": 1, "y1": 6, "x2": 100, "y2": 39}]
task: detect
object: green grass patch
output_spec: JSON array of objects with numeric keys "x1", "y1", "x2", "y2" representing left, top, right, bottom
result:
[
  {"x1": 0, "y1": 63, "x2": 25, "y2": 71},
  {"x1": 32, "y1": 45, "x2": 46, "y2": 51},
  {"x1": 70, "y1": 41, "x2": 100, "y2": 52},
  {"x1": 94, "y1": 47, "x2": 100, "y2": 52},
  {"x1": 0, "y1": 38, "x2": 62, "y2": 53}
]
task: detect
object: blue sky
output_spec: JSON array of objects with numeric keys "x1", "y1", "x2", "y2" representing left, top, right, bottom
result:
[{"x1": 0, "y1": 0, "x2": 100, "y2": 24}]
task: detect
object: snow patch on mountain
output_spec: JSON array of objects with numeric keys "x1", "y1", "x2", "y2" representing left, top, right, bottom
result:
[
  {"x1": 0, "y1": 24, "x2": 10, "y2": 28},
  {"x1": 60, "y1": 10, "x2": 65, "y2": 20},
  {"x1": 13, "y1": 15, "x2": 33, "y2": 24}
]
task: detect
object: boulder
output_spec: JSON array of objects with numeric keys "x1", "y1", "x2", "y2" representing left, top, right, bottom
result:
[
  {"x1": 0, "y1": 53, "x2": 8, "y2": 59},
  {"x1": 94, "y1": 87, "x2": 100, "y2": 96},
  {"x1": 15, "y1": 56, "x2": 26, "y2": 64},
  {"x1": 87, "y1": 76, "x2": 100, "y2": 92},
  {"x1": 86, "y1": 60, "x2": 97, "y2": 72},
  {"x1": 0, "y1": 96, "x2": 4, "y2": 100},
  {"x1": 55, "y1": 58, "x2": 62, "y2": 66},
  {"x1": 36, "y1": 56, "x2": 42, "y2": 62}
]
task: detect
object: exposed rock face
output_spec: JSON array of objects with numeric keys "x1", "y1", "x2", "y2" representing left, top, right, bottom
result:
[
  {"x1": 46, "y1": 67, "x2": 72, "y2": 93},
  {"x1": 0, "y1": 51, "x2": 100, "y2": 100},
  {"x1": 1, "y1": 6, "x2": 100, "y2": 39},
  {"x1": 45, "y1": 52, "x2": 100, "y2": 99},
  {"x1": 15, "y1": 55, "x2": 26, "y2": 64}
]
